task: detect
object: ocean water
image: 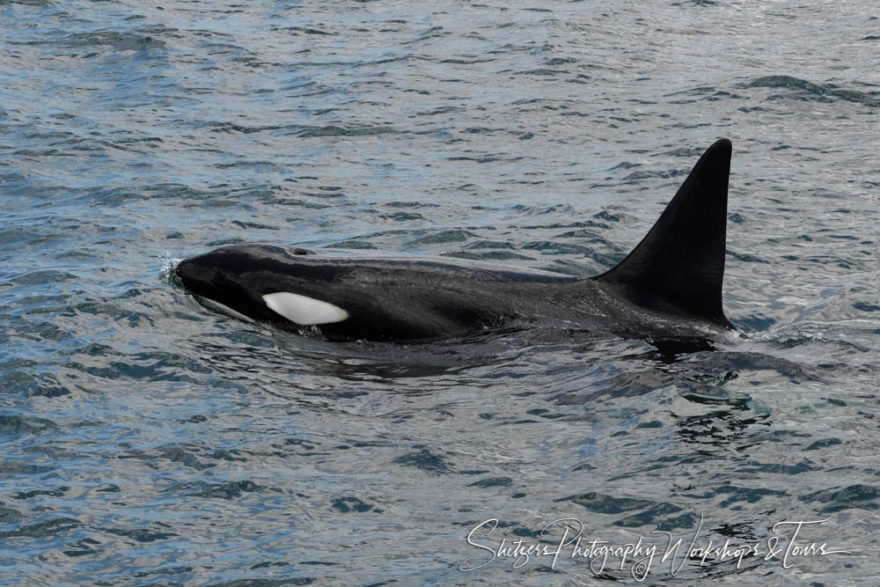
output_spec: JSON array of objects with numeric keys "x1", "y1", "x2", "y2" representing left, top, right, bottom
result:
[{"x1": 1, "y1": 0, "x2": 878, "y2": 584}]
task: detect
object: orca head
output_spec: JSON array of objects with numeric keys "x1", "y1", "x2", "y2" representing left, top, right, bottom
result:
[
  {"x1": 175, "y1": 251, "x2": 216, "y2": 296},
  {"x1": 176, "y1": 245, "x2": 350, "y2": 328},
  {"x1": 175, "y1": 246, "x2": 269, "y2": 321}
]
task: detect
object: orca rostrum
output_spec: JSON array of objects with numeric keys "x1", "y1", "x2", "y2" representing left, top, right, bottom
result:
[{"x1": 177, "y1": 139, "x2": 735, "y2": 342}]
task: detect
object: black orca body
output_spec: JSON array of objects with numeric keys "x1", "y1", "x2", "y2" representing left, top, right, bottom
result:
[{"x1": 177, "y1": 139, "x2": 735, "y2": 342}]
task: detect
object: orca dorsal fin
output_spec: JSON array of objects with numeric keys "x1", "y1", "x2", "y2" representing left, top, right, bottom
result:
[{"x1": 596, "y1": 138, "x2": 733, "y2": 328}]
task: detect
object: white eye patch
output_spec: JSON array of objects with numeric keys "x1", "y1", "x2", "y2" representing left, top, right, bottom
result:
[{"x1": 262, "y1": 292, "x2": 349, "y2": 325}]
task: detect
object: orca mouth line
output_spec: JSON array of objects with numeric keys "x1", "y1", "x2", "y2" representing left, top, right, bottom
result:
[{"x1": 176, "y1": 138, "x2": 736, "y2": 345}]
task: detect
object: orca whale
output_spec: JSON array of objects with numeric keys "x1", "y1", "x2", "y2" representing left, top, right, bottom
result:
[{"x1": 176, "y1": 138, "x2": 735, "y2": 342}]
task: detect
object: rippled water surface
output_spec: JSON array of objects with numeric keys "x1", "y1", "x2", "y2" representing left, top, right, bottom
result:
[{"x1": 2, "y1": 0, "x2": 878, "y2": 584}]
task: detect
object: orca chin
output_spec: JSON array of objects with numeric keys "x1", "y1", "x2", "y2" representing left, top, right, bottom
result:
[{"x1": 177, "y1": 139, "x2": 736, "y2": 343}]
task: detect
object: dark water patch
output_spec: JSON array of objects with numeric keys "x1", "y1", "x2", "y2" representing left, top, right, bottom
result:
[
  {"x1": 301, "y1": 389, "x2": 369, "y2": 401},
  {"x1": 381, "y1": 211, "x2": 424, "y2": 222},
  {"x1": 525, "y1": 408, "x2": 567, "y2": 420},
  {"x1": 409, "y1": 229, "x2": 475, "y2": 245},
  {"x1": 655, "y1": 512, "x2": 701, "y2": 532},
  {"x1": 292, "y1": 124, "x2": 397, "y2": 138},
  {"x1": 635, "y1": 419, "x2": 663, "y2": 429},
  {"x1": 747, "y1": 75, "x2": 880, "y2": 106},
  {"x1": 560, "y1": 492, "x2": 659, "y2": 515},
  {"x1": 250, "y1": 561, "x2": 292, "y2": 570},
  {"x1": 118, "y1": 445, "x2": 213, "y2": 471},
  {"x1": 273, "y1": 342, "x2": 494, "y2": 379},
  {"x1": 678, "y1": 350, "x2": 817, "y2": 384},
  {"x1": 0, "y1": 413, "x2": 59, "y2": 435},
  {"x1": 152, "y1": 444, "x2": 249, "y2": 471},
  {"x1": 728, "y1": 249, "x2": 770, "y2": 264},
  {"x1": 385, "y1": 200, "x2": 437, "y2": 209},
  {"x1": 131, "y1": 564, "x2": 197, "y2": 580},
  {"x1": 206, "y1": 578, "x2": 317, "y2": 586},
  {"x1": 853, "y1": 301, "x2": 880, "y2": 313},
  {"x1": 13, "y1": 486, "x2": 69, "y2": 500},
  {"x1": 800, "y1": 484, "x2": 880, "y2": 513},
  {"x1": 68, "y1": 346, "x2": 213, "y2": 383},
  {"x1": 12, "y1": 319, "x2": 73, "y2": 345},
  {"x1": 613, "y1": 503, "x2": 687, "y2": 529},
  {"x1": 0, "y1": 227, "x2": 36, "y2": 246},
  {"x1": 464, "y1": 240, "x2": 516, "y2": 250},
  {"x1": 674, "y1": 409, "x2": 765, "y2": 447},
  {"x1": 516, "y1": 67, "x2": 568, "y2": 77},
  {"x1": 461, "y1": 126, "x2": 503, "y2": 135},
  {"x1": 0, "y1": 0, "x2": 57, "y2": 7},
  {"x1": 728, "y1": 213, "x2": 746, "y2": 225},
  {"x1": 393, "y1": 447, "x2": 452, "y2": 475},
  {"x1": 138, "y1": 183, "x2": 214, "y2": 202},
  {"x1": 696, "y1": 485, "x2": 789, "y2": 507},
  {"x1": 192, "y1": 480, "x2": 263, "y2": 500},
  {"x1": 447, "y1": 154, "x2": 513, "y2": 164},
  {"x1": 736, "y1": 461, "x2": 815, "y2": 475},
  {"x1": 521, "y1": 241, "x2": 599, "y2": 256},
  {"x1": 444, "y1": 250, "x2": 533, "y2": 261},
  {"x1": 714, "y1": 521, "x2": 761, "y2": 542},
  {"x1": 279, "y1": 26, "x2": 337, "y2": 36},
  {"x1": 323, "y1": 240, "x2": 376, "y2": 250},
  {"x1": 555, "y1": 224, "x2": 615, "y2": 239},
  {"x1": 805, "y1": 438, "x2": 843, "y2": 451},
  {"x1": 0, "y1": 506, "x2": 24, "y2": 524},
  {"x1": 64, "y1": 536, "x2": 103, "y2": 558},
  {"x1": 0, "y1": 516, "x2": 81, "y2": 539},
  {"x1": 61, "y1": 29, "x2": 170, "y2": 52},
  {"x1": 0, "y1": 371, "x2": 69, "y2": 398},
  {"x1": 331, "y1": 496, "x2": 376, "y2": 514},
  {"x1": 230, "y1": 220, "x2": 280, "y2": 231},
  {"x1": 552, "y1": 368, "x2": 677, "y2": 405},
  {"x1": 104, "y1": 524, "x2": 178, "y2": 543},
  {"x1": 200, "y1": 121, "x2": 285, "y2": 135},
  {"x1": 269, "y1": 198, "x2": 334, "y2": 211},
  {"x1": 215, "y1": 160, "x2": 281, "y2": 171},
  {"x1": 665, "y1": 85, "x2": 737, "y2": 105},
  {"x1": 737, "y1": 314, "x2": 776, "y2": 332},
  {"x1": 71, "y1": 298, "x2": 159, "y2": 330},
  {"x1": 273, "y1": 438, "x2": 323, "y2": 457},
  {"x1": 0, "y1": 461, "x2": 53, "y2": 475},
  {"x1": 468, "y1": 477, "x2": 513, "y2": 489},
  {"x1": 621, "y1": 168, "x2": 688, "y2": 184},
  {"x1": 8, "y1": 269, "x2": 78, "y2": 286},
  {"x1": 547, "y1": 256, "x2": 617, "y2": 277},
  {"x1": 608, "y1": 160, "x2": 642, "y2": 171},
  {"x1": 769, "y1": 323, "x2": 875, "y2": 354}
]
